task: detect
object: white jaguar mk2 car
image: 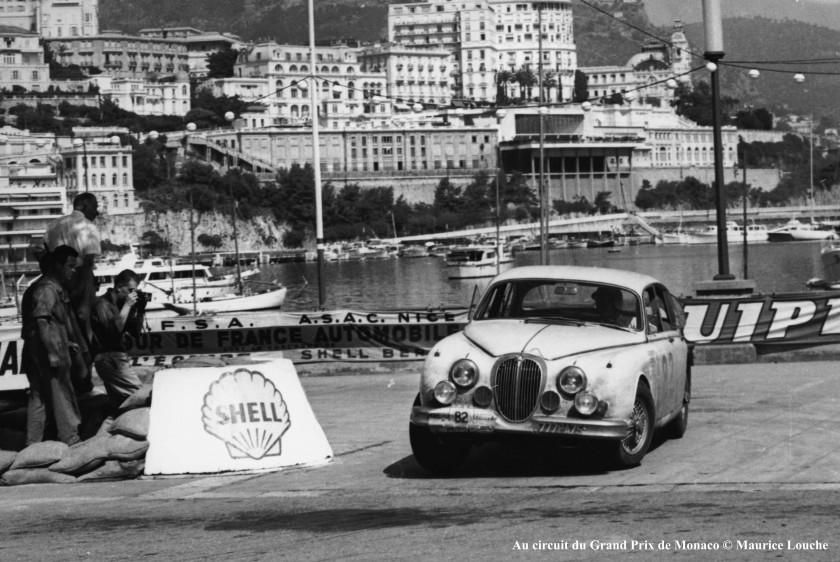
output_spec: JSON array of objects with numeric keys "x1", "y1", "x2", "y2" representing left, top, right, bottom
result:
[{"x1": 410, "y1": 265, "x2": 691, "y2": 473}]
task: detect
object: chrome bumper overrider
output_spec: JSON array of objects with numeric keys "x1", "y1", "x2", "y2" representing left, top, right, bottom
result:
[{"x1": 411, "y1": 406, "x2": 632, "y2": 440}]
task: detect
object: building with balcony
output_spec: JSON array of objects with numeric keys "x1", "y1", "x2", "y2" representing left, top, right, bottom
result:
[
  {"x1": 193, "y1": 117, "x2": 498, "y2": 203},
  {"x1": 92, "y1": 74, "x2": 192, "y2": 116},
  {"x1": 1, "y1": 0, "x2": 99, "y2": 37},
  {"x1": 58, "y1": 133, "x2": 137, "y2": 216},
  {"x1": 139, "y1": 26, "x2": 250, "y2": 78},
  {"x1": 0, "y1": 25, "x2": 51, "y2": 92},
  {"x1": 0, "y1": 161, "x2": 67, "y2": 264},
  {"x1": 203, "y1": 42, "x2": 391, "y2": 124},
  {"x1": 46, "y1": 31, "x2": 189, "y2": 79},
  {"x1": 579, "y1": 22, "x2": 693, "y2": 104},
  {"x1": 358, "y1": 43, "x2": 452, "y2": 107},
  {"x1": 388, "y1": 0, "x2": 576, "y2": 103}
]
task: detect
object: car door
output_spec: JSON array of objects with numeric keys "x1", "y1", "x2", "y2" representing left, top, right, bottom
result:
[{"x1": 643, "y1": 285, "x2": 682, "y2": 419}]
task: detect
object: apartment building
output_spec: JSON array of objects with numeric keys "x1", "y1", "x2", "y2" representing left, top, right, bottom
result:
[
  {"x1": 579, "y1": 23, "x2": 693, "y2": 104},
  {"x1": 1, "y1": 0, "x2": 99, "y2": 37},
  {"x1": 92, "y1": 74, "x2": 192, "y2": 116},
  {"x1": 139, "y1": 26, "x2": 250, "y2": 78},
  {"x1": 358, "y1": 43, "x2": 452, "y2": 106},
  {"x1": 47, "y1": 31, "x2": 189, "y2": 79},
  {"x1": 58, "y1": 134, "x2": 137, "y2": 215},
  {"x1": 205, "y1": 42, "x2": 391, "y2": 123},
  {"x1": 0, "y1": 25, "x2": 50, "y2": 92},
  {"x1": 387, "y1": 0, "x2": 576, "y2": 102}
]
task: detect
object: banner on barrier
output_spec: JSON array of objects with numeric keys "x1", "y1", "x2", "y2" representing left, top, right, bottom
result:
[
  {"x1": 145, "y1": 359, "x2": 333, "y2": 475},
  {"x1": 681, "y1": 292, "x2": 840, "y2": 345},
  {"x1": 126, "y1": 309, "x2": 469, "y2": 361}
]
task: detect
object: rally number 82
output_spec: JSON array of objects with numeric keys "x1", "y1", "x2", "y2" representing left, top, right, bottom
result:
[{"x1": 453, "y1": 411, "x2": 470, "y2": 423}]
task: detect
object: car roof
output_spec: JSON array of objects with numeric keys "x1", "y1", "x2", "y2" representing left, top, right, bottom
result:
[{"x1": 490, "y1": 265, "x2": 663, "y2": 295}]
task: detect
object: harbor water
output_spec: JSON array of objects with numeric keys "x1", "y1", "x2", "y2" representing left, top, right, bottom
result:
[{"x1": 253, "y1": 241, "x2": 827, "y2": 311}]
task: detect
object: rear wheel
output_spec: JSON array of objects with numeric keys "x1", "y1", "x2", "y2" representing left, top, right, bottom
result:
[
  {"x1": 601, "y1": 384, "x2": 655, "y2": 469},
  {"x1": 409, "y1": 394, "x2": 471, "y2": 474}
]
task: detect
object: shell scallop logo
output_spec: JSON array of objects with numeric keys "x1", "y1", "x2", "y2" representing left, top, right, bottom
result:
[{"x1": 202, "y1": 369, "x2": 291, "y2": 460}]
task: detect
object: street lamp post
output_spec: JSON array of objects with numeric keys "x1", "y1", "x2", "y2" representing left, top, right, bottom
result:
[
  {"x1": 702, "y1": 0, "x2": 733, "y2": 280},
  {"x1": 793, "y1": 73, "x2": 816, "y2": 224},
  {"x1": 72, "y1": 137, "x2": 89, "y2": 193},
  {"x1": 309, "y1": 0, "x2": 326, "y2": 309}
]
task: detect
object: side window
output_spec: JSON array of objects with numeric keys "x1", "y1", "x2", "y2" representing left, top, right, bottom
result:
[
  {"x1": 644, "y1": 287, "x2": 661, "y2": 334},
  {"x1": 664, "y1": 291, "x2": 685, "y2": 329},
  {"x1": 653, "y1": 286, "x2": 673, "y2": 332}
]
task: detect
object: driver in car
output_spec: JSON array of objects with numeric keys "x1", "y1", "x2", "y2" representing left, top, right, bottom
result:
[{"x1": 592, "y1": 286, "x2": 637, "y2": 329}]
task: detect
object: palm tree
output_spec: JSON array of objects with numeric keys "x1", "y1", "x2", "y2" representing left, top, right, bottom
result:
[
  {"x1": 542, "y1": 71, "x2": 559, "y2": 102},
  {"x1": 496, "y1": 70, "x2": 514, "y2": 104},
  {"x1": 514, "y1": 67, "x2": 537, "y2": 101}
]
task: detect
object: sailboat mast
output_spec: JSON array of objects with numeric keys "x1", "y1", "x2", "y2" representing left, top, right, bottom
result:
[
  {"x1": 230, "y1": 182, "x2": 242, "y2": 290},
  {"x1": 309, "y1": 0, "x2": 326, "y2": 308}
]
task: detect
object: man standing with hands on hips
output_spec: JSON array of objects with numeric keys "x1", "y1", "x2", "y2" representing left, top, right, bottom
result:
[{"x1": 45, "y1": 192, "x2": 100, "y2": 394}]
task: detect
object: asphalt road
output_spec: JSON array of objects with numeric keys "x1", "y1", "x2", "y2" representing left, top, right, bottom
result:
[{"x1": 2, "y1": 362, "x2": 839, "y2": 561}]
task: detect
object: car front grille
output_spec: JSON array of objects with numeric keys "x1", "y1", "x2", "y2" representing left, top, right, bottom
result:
[{"x1": 494, "y1": 356, "x2": 543, "y2": 422}]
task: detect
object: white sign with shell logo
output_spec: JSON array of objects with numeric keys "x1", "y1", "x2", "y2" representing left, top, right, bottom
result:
[{"x1": 145, "y1": 359, "x2": 333, "y2": 475}]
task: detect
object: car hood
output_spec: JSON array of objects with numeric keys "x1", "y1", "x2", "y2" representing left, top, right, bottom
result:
[{"x1": 463, "y1": 319, "x2": 641, "y2": 360}]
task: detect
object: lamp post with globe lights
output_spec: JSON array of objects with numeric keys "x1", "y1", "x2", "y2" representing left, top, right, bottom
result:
[
  {"x1": 72, "y1": 137, "x2": 89, "y2": 193},
  {"x1": 701, "y1": 0, "x2": 739, "y2": 285},
  {"x1": 308, "y1": 0, "x2": 326, "y2": 308},
  {"x1": 495, "y1": 109, "x2": 507, "y2": 275},
  {"x1": 538, "y1": 105, "x2": 548, "y2": 265}
]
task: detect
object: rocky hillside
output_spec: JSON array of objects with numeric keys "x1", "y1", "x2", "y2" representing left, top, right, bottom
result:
[{"x1": 100, "y1": 210, "x2": 288, "y2": 254}]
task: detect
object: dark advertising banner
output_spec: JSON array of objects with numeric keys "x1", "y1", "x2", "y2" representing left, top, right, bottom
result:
[
  {"x1": 126, "y1": 309, "x2": 470, "y2": 368},
  {"x1": 681, "y1": 292, "x2": 840, "y2": 346}
]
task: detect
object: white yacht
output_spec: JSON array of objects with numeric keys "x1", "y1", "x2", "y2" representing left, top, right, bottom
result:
[{"x1": 445, "y1": 246, "x2": 514, "y2": 279}]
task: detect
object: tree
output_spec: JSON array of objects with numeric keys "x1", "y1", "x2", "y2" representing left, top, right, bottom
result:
[
  {"x1": 140, "y1": 231, "x2": 170, "y2": 255},
  {"x1": 573, "y1": 70, "x2": 589, "y2": 103},
  {"x1": 197, "y1": 233, "x2": 223, "y2": 249},
  {"x1": 514, "y1": 67, "x2": 538, "y2": 100},
  {"x1": 206, "y1": 47, "x2": 240, "y2": 79},
  {"x1": 672, "y1": 81, "x2": 739, "y2": 127},
  {"x1": 496, "y1": 69, "x2": 514, "y2": 104},
  {"x1": 433, "y1": 178, "x2": 462, "y2": 214},
  {"x1": 634, "y1": 179, "x2": 657, "y2": 211},
  {"x1": 542, "y1": 71, "x2": 559, "y2": 103},
  {"x1": 593, "y1": 191, "x2": 614, "y2": 214}
]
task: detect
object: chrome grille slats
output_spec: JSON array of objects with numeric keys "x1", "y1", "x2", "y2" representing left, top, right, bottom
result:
[{"x1": 493, "y1": 355, "x2": 544, "y2": 422}]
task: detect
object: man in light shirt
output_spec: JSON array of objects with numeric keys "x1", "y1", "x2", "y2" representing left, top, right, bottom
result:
[{"x1": 45, "y1": 192, "x2": 100, "y2": 394}]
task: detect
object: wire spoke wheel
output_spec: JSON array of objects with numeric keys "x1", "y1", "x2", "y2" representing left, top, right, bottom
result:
[{"x1": 622, "y1": 399, "x2": 649, "y2": 455}]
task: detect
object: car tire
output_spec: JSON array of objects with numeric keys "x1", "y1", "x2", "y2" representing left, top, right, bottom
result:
[
  {"x1": 602, "y1": 383, "x2": 655, "y2": 469},
  {"x1": 409, "y1": 394, "x2": 471, "y2": 474},
  {"x1": 666, "y1": 371, "x2": 691, "y2": 439}
]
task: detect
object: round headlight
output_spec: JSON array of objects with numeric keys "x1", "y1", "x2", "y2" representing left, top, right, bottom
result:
[
  {"x1": 433, "y1": 381, "x2": 457, "y2": 405},
  {"x1": 574, "y1": 391, "x2": 599, "y2": 416},
  {"x1": 558, "y1": 366, "x2": 587, "y2": 395},
  {"x1": 450, "y1": 359, "x2": 479, "y2": 388}
]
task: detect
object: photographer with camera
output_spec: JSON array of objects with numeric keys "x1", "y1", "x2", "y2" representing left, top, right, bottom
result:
[{"x1": 90, "y1": 269, "x2": 146, "y2": 409}]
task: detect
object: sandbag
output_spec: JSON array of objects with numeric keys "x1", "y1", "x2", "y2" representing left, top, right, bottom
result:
[
  {"x1": 96, "y1": 417, "x2": 115, "y2": 437},
  {"x1": 107, "y1": 434, "x2": 149, "y2": 461},
  {"x1": 119, "y1": 384, "x2": 152, "y2": 411},
  {"x1": 48, "y1": 435, "x2": 110, "y2": 476},
  {"x1": 2, "y1": 468, "x2": 77, "y2": 486},
  {"x1": 0, "y1": 451, "x2": 16, "y2": 475},
  {"x1": 77, "y1": 460, "x2": 144, "y2": 482},
  {"x1": 10, "y1": 441, "x2": 68, "y2": 470},
  {"x1": 110, "y1": 408, "x2": 150, "y2": 441}
]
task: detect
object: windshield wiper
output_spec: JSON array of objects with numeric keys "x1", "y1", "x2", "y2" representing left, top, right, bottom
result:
[
  {"x1": 523, "y1": 316, "x2": 585, "y2": 326},
  {"x1": 586, "y1": 321, "x2": 637, "y2": 333}
]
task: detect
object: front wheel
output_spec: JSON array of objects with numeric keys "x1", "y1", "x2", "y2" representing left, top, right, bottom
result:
[
  {"x1": 601, "y1": 384, "x2": 655, "y2": 469},
  {"x1": 409, "y1": 394, "x2": 471, "y2": 474}
]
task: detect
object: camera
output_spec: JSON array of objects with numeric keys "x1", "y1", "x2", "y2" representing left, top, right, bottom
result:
[{"x1": 130, "y1": 289, "x2": 151, "y2": 310}]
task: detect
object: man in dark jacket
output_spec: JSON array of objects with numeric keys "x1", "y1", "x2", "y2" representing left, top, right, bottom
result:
[
  {"x1": 22, "y1": 245, "x2": 84, "y2": 445},
  {"x1": 90, "y1": 269, "x2": 145, "y2": 409}
]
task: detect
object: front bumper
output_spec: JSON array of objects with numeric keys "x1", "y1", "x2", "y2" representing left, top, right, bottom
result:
[{"x1": 411, "y1": 405, "x2": 632, "y2": 441}]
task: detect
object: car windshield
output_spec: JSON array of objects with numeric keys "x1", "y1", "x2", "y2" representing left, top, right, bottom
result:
[{"x1": 474, "y1": 279, "x2": 643, "y2": 331}]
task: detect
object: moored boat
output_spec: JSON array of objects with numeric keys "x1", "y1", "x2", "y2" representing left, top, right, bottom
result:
[
  {"x1": 768, "y1": 219, "x2": 839, "y2": 242},
  {"x1": 446, "y1": 246, "x2": 514, "y2": 279}
]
